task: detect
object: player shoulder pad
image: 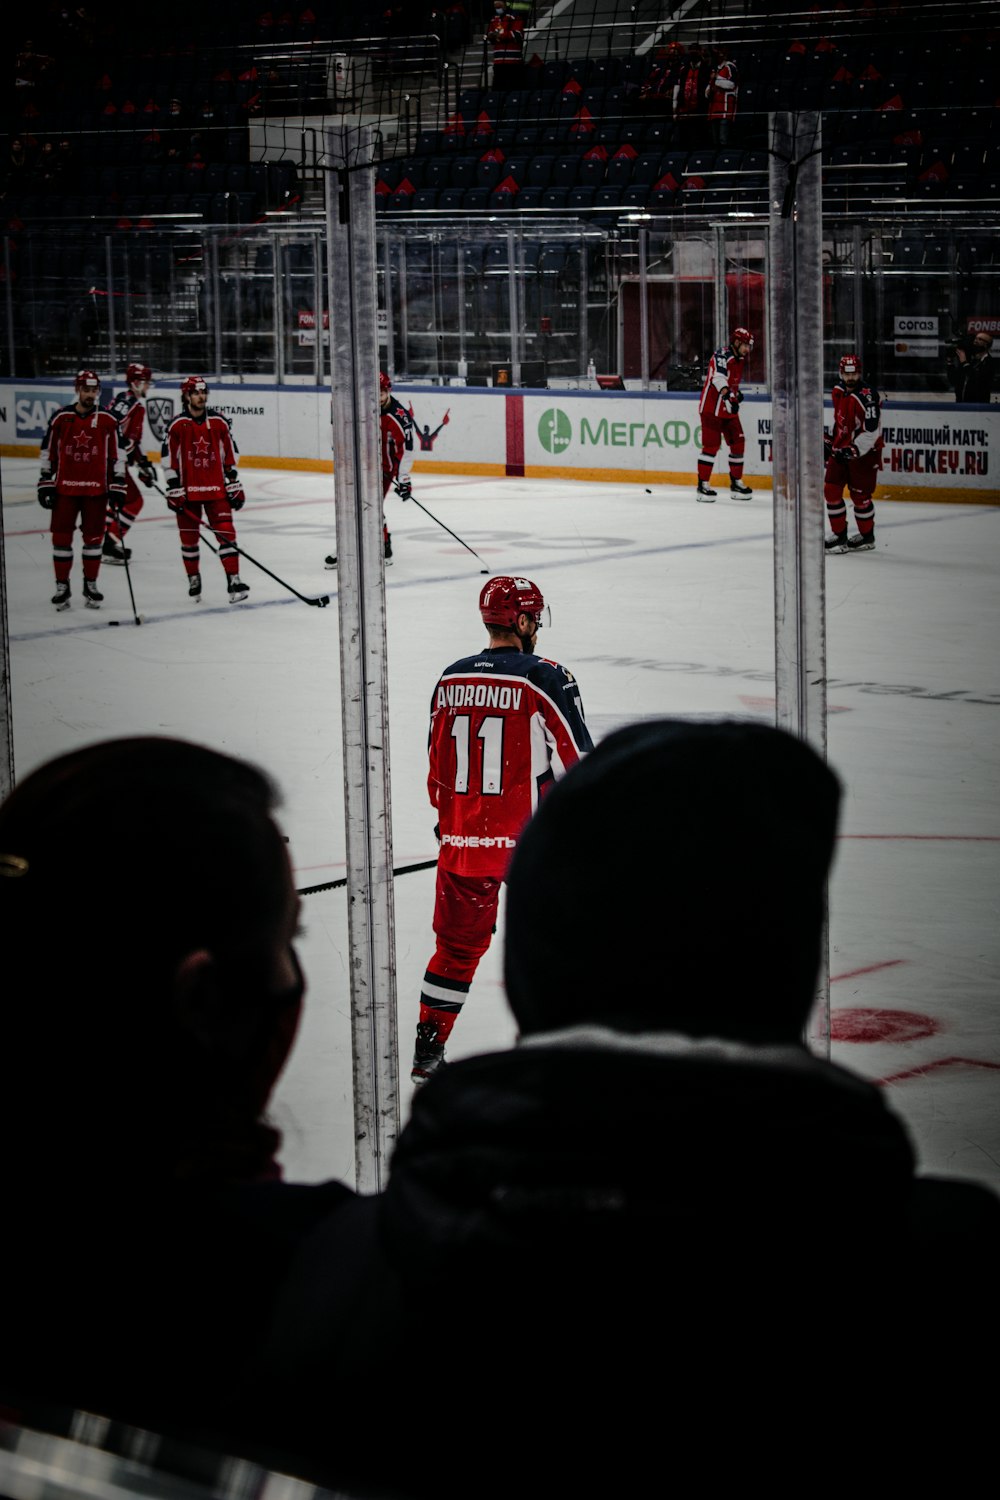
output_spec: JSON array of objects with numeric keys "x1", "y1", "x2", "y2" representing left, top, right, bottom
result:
[{"x1": 526, "y1": 654, "x2": 572, "y2": 688}]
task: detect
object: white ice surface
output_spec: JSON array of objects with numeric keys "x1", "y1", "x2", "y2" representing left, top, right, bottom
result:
[{"x1": 3, "y1": 458, "x2": 998, "y2": 1193}]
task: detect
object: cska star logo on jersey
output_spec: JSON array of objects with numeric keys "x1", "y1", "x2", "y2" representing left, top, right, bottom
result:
[
  {"x1": 68, "y1": 432, "x2": 97, "y2": 463},
  {"x1": 191, "y1": 433, "x2": 212, "y2": 468}
]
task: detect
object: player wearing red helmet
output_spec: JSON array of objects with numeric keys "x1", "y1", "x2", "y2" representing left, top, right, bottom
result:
[
  {"x1": 103, "y1": 360, "x2": 155, "y2": 565},
  {"x1": 37, "y1": 371, "x2": 124, "y2": 610},
  {"x1": 162, "y1": 376, "x2": 249, "y2": 602},
  {"x1": 824, "y1": 352, "x2": 883, "y2": 553},
  {"x1": 324, "y1": 371, "x2": 414, "y2": 568},
  {"x1": 696, "y1": 329, "x2": 754, "y2": 500},
  {"x1": 411, "y1": 576, "x2": 592, "y2": 1084}
]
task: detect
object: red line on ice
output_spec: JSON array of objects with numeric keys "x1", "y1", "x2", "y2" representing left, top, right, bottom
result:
[
  {"x1": 831, "y1": 960, "x2": 908, "y2": 982},
  {"x1": 876, "y1": 1057, "x2": 1000, "y2": 1085}
]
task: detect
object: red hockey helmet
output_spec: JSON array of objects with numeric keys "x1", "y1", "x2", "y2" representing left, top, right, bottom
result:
[
  {"x1": 732, "y1": 327, "x2": 754, "y2": 352},
  {"x1": 839, "y1": 352, "x2": 861, "y2": 378},
  {"x1": 181, "y1": 374, "x2": 209, "y2": 401},
  {"x1": 126, "y1": 361, "x2": 152, "y2": 384},
  {"x1": 480, "y1": 575, "x2": 545, "y2": 629},
  {"x1": 379, "y1": 371, "x2": 392, "y2": 393},
  {"x1": 74, "y1": 369, "x2": 101, "y2": 393}
]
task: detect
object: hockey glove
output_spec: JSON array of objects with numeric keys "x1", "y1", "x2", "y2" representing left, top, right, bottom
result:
[
  {"x1": 433, "y1": 822, "x2": 441, "y2": 844},
  {"x1": 823, "y1": 432, "x2": 833, "y2": 462},
  {"x1": 834, "y1": 444, "x2": 859, "y2": 464},
  {"x1": 728, "y1": 389, "x2": 744, "y2": 409},
  {"x1": 108, "y1": 477, "x2": 127, "y2": 506},
  {"x1": 396, "y1": 476, "x2": 412, "y2": 501},
  {"x1": 225, "y1": 467, "x2": 246, "y2": 509},
  {"x1": 37, "y1": 476, "x2": 57, "y2": 510},
  {"x1": 165, "y1": 478, "x2": 187, "y2": 514},
  {"x1": 134, "y1": 453, "x2": 156, "y2": 488}
]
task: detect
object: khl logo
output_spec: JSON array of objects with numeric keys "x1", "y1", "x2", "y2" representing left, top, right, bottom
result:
[{"x1": 538, "y1": 409, "x2": 572, "y2": 454}]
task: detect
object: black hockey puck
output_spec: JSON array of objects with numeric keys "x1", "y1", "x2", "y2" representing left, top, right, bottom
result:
[
  {"x1": 108, "y1": 620, "x2": 120, "y2": 626},
  {"x1": 480, "y1": 568, "x2": 489, "y2": 574},
  {"x1": 645, "y1": 488, "x2": 652, "y2": 493}
]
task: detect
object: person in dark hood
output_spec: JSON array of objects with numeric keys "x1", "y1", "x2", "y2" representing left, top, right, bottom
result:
[{"x1": 358, "y1": 720, "x2": 999, "y2": 1494}]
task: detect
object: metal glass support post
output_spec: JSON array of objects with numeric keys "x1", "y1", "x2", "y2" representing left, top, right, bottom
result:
[
  {"x1": 325, "y1": 124, "x2": 400, "y2": 1192},
  {"x1": 639, "y1": 226, "x2": 649, "y2": 390},
  {"x1": 104, "y1": 237, "x2": 117, "y2": 376},
  {"x1": 209, "y1": 234, "x2": 222, "y2": 377},
  {"x1": 3, "y1": 238, "x2": 15, "y2": 376},
  {"x1": 579, "y1": 232, "x2": 588, "y2": 375},
  {"x1": 271, "y1": 239, "x2": 283, "y2": 384},
  {"x1": 380, "y1": 229, "x2": 396, "y2": 380},
  {"x1": 768, "y1": 111, "x2": 830, "y2": 1054},
  {"x1": 507, "y1": 228, "x2": 519, "y2": 382},
  {"x1": 0, "y1": 492, "x2": 14, "y2": 799},
  {"x1": 713, "y1": 224, "x2": 727, "y2": 350},
  {"x1": 313, "y1": 233, "x2": 324, "y2": 385}
]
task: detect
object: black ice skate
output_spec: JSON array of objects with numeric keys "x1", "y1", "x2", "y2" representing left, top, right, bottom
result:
[
  {"x1": 82, "y1": 579, "x2": 104, "y2": 609},
  {"x1": 102, "y1": 535, "x2": 131, "y2": 565},
  {"x1": 825, "y1": 533, "x2": 850, "y2": 554},
  {"x1": 411, "y1": 1022, "x2": 446, "y2": 1086},
  {"x1": 384, "y1": 530, "x2": 393, "y2": 564},
  {"x1": 730, "y1": 478, "x2": 753, "y2": 499},
  {"x1": 188, "y1": 573, "x2": 202, "y2": 600},
  {"x1": 227, "y1": 574, "x2": 250, "y2": 603},
  {"x1": 696, "y1": 480, "x2": 717, "y2": 502},
  {"x1": 324, "y1": 554, "x2": 338, "y2": 569},
  {"x1": 51, "y1": 581, "x2": 71, "y2": 610},
  {"x1": 847, "y1": 531, "x2": 875, "y2": 552}
]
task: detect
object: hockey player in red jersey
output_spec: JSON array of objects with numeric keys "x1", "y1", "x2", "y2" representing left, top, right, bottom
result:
[
  {"x1": 324, "y1": 370, "x2": 414, "y2": 569},
  {"x1": 824, "y1": 353, "x2": 883, "y2": 553},
  {"x1": 696, "y1": 327, "x2": 754, "y2": 501},
  {"x1": 38, "y1": 370, "x2": 125, "y2": 611},
  {"x1": 412, "y1": 576, "x2": 593, "y2": 1084},
  {"x1": 379, "y1": 369, "x2": 414, "y2": 563},
  {"x1": 103, "y1": 361, "x2": 155, "y2": 565},
  {"x1": 162, "y1": 375, "x2": 249, "y2": 602}
]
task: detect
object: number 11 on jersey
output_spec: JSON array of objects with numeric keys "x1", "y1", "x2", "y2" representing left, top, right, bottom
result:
[{"x1": 451, "y1": 714, "x2": 504, "y2": 795}]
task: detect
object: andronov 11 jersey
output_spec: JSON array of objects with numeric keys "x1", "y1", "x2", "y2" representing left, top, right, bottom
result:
[{"x1": 428, "y1": 645, "x2": 593, "y2": 877}]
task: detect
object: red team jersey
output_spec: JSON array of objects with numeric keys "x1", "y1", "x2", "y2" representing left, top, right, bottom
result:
[
  {"x1": 41, "y1": 405, "x2": 122, "y2": 497},
  {"x1": 830, "y1": 380, "x2": 883, "y2": 457},
  {"x1": 428, "y1": 645, "x2": 593, "y2": 878},
  {"x1": 699, "y1": 344, "x2": 746, "y2": 421},
  {"x1": 381, "y1": 395, "x2": 414, "y2": 485},
  {"x1": 164, "y1": 410, "x2": 237, "y2": 500}
]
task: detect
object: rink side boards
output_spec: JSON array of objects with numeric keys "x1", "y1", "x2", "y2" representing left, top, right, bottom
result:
[{"x1": 2, "y1": 382, "x2": 996, "y2": 505}]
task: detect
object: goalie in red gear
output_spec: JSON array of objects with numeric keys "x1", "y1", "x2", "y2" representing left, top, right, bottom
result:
[
  {"x1": 38, "y1": 370, "x2": 125, "y2": 611},
  {"x1": 103, "y1": 361, "x2": 154, "y2": 566},
  {"x1": 696, "y1": 328, "x2": 754, "y2": 501},
  {"x1": 411, "y1": 576, "x2": 593, "y2": 1085},
  {"x1": 162, "y1": 376, "x2": 249, "y2": 602},
  {"x1": 824, "y1": 353, "x2": 883, "y2": 554}
]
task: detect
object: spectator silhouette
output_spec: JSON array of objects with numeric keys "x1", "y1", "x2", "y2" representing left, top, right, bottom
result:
[
  {"x1": 354, "y1": 718, "x2": 999, "y2": 1492},
  {"x1": 0, "y1": 737, "x2": 372, "y2": 1486}
]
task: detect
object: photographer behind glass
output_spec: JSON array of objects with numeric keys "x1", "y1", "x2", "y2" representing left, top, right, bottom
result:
[{"x1": 951, "y1": 329, "x2": 995, "y2": 404}]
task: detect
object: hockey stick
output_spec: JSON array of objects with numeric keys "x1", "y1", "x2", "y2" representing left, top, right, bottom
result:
[
  {"x1": 397, "y1": 485, "x2": 490, "y2": 574},
  {"x1": 114, "y1": 505, "x2": 144, "y2": 626},
  {"x1": 152, "y1": 480, "x2": 331, "y2": 608},
  {"x1": 297, "y1": 856, "x2": 438, "y2": 898}
]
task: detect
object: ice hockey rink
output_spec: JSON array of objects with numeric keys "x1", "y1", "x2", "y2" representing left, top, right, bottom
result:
[{"x1": 3, "y1": 455, "x2": 998, "y2": 1194}]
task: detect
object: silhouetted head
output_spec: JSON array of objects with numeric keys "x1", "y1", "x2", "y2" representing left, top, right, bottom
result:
[
  {"x1": 504, "y1": 719, "x2": 841, "y2": 1043},
  {"x1": 0, "y1": 737, "x2": 302, "y2": 1181}
]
